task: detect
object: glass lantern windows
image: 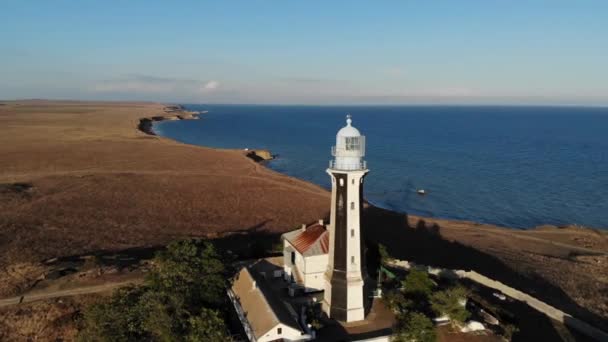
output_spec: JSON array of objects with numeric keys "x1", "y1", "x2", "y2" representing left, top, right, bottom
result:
[{"x1": 345, "y1": 136, "x2": 361, "y2": 151}]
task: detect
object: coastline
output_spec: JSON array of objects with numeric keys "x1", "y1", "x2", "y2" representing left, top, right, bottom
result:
[
  {"x1": 149, "y1": 104, "x2": 608, "y2": 331},
  {"x1": 0, "y1": 100, "x2": 606, "y2": 333},
  {"x1": 138, "y1": 104, "x2": 202, "y2": 136}
]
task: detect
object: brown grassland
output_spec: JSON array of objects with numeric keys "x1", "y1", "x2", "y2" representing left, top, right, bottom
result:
[{"x1": 0, "y1": 100, "x2": 606, "y2": 340}]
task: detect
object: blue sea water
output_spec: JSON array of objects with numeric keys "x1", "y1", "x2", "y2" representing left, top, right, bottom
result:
[{"x1": 154, "y1": 105, "x2": 608, "y2": 230}]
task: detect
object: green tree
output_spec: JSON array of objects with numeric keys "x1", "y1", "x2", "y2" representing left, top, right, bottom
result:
[
  {"x1": 402, "y1": 269, "x2": 435, "y2": 298},
  {"x1": 147, "y1": 240, "x2": 227, "y2": 309},
  {"x1": 186, "y1": 308, "x2": 232, "y2": 342},
  {"x1": 384, "y1": 290, "x2": 413, "y2": 313},
  {"x1": 378, "y1": 243, "x2": 391, "y2": 265},
  {"x1": 430, "y1": 285, "x2": 470, "y2": 325},
  {"x1": 140, "y1": 290, "x2": 190, "y2": 341},
  {"x1": 78, "y1": 239, "x2": 232, "y2": 341},
  {"x1": 78, "y1": 286, "x2": 148, "y2": 342},
  {"x1": 394, "y1": 311, "x2": 436, "y2": 342}
]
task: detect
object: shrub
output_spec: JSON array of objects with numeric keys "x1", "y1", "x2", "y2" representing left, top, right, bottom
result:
[
  {"x1": 394, "y1": 311, "x2": 437, "y2": 342},
  {"x1": 402, "y1": 269, "x2": 435, "y2": 299},
  {"x1": 430, "y1": 285, "x2": 470, "y2": 325}
]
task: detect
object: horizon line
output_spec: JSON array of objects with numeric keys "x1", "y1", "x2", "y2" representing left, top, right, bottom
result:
[{"x1": 3, "y1": 98, "x2": 608, "y2": 109}]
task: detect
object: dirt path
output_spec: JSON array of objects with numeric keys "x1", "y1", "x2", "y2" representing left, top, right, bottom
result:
[{"x1": 0, "y1": 278, "x2": 142, "y2": 308}]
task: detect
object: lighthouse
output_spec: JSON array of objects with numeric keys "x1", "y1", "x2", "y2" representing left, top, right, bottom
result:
[{"x1": 322, "y1": 114, "x2": 368, "y2": 322}]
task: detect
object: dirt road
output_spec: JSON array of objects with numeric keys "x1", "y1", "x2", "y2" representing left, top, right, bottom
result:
[{"x1": 0, "y1": 279, "x2": 142, "y2": 308}]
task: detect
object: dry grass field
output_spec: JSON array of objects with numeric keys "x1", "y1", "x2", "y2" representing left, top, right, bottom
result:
[
  {"x1": 0, "y1": 100, "x2": 606, "y2": 339},
  {"x1": 0, "y1": 100, "x2": 329, "y2": 292}
]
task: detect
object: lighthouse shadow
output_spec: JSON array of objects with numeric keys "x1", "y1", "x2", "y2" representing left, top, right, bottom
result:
[{"x1": 362, "y1": 205, "x2": 603, "y2": 341}]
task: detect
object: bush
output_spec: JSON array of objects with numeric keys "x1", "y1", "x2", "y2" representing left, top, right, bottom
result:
[
  {"x1": 378, "y1": 243, "x2": 391, "y2": 264},
  {"x1": 394, "y1": 311, "x2": 437, "y2": 342},
  {"x1": 186, "y1": 308, "x2": 231, "y2": 342},
  {"x1": 430, "y1": 285, "x2": 470, "y2": 325},
  {"x1": 383, "y1": 290, "x2": 413, "y2": 313},
  {"x1": 402, "y1": 269, "x2": 435, "y2": 298},
  {"x1": 78, "y1": 286, "x2": 148, "y2": 342}
]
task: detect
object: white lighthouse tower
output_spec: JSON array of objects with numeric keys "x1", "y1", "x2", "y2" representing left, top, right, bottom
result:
[{"x1": 322, "y1": 114, "x2": 368, "y2": 322}]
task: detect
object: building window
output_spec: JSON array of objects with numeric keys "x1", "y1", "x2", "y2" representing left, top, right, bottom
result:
[
  {"x1": 352, "y1": 179, "x2": 354, "y2": 185},
  {"x1": 345, "y1": 137, "x2": 360, "y2": 151},
  {"x1": 277, "y1": 327, "x2": 282, "y2": 335},
  {"x1": 351, "y1": 256, "x2": 355, "y2": 264},
  {"x1": 291, "y1": 251, "x2": 295, "y2": 265},
  {"x1": 351, "y1": 202, "x2": 355, "y2": 210},
  {"x1": 351, "y1": 229, "x2": 354, "y2": 237}
]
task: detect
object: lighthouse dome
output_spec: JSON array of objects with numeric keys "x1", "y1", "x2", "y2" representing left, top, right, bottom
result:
[
  {"x1": 336, "y1": 115, "x2": 361, "y2": 138},
  {"x1": 330, "y1": 115, "x2": 366, "y2": 170}
]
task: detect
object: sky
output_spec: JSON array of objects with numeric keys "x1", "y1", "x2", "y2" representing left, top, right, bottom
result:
[{"x1": 1, "y1": 1, "x2": 607, "y2": 105}]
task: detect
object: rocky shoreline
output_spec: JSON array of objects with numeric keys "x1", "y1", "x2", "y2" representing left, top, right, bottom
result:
[
  {"x1": 142, "y1": 105, "x2": 276, "y2": 163},
  {"x1": 138, "y1": 105, "x2": 204, "y2": 135}
]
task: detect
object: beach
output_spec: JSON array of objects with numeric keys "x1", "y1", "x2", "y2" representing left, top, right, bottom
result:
[{"x1": 0, "y1": 100, "x2": 606, "y2": 336}]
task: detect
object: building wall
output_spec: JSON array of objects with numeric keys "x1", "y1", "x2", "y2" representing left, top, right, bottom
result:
[
  {"x1": 258, "y1": 323, "x2": 308, "y2": 342},
  {"x1": 302, "y1": 254, "x2": 328, "y2": 291},
  {"x1": 227, "y1": 288, "x2": 256, "y2": 342},
  {"x1": 284, "y1": 240, "x2": 329, "y2": 291},
  {"x1": 283, "y1": 240, "x2": 306, "y2": 282},
  {"x1": 283, "y1": 240, "x2": 295, "y2": 280}
]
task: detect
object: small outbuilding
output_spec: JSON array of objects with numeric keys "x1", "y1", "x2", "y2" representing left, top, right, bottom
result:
[{"x1": 282, "y1": 220, "x2": 329, "y2": 292}]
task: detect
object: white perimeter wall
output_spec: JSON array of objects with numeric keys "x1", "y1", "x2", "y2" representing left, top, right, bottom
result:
[{"x1": 258, "y1": 323, "x2": 308, "y2": 342}]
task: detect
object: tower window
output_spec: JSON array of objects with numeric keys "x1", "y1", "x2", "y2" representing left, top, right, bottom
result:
[
  {"x1": 352, "y1": 179, "x2": 354, "y2": 185},
  {"x1": 345, "y1": 137, "x2": 360, "y2": 151},
  {"x1": 277, "y1": 327, "x2": 282, "y2": 335},
  {"x1": 351, "y1": 202, "x2": 355, "y2": 210},
  {"x1": 351, "y1": 229, "x2": 354, "y2": 237},
  {"x1": 351, "y1": 256, "x2": 355, "y2": 264}
]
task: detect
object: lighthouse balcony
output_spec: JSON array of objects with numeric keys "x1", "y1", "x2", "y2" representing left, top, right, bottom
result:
[{"x1": 329, "y1": 159, "x2": 367, "y2": 171}]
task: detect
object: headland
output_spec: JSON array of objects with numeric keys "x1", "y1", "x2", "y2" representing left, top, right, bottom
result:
[{"x1": 0, "y1": 100, "x2": 606, "y2": 338}]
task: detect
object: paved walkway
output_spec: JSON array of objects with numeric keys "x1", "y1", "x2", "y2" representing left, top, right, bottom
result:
[{"x1": 0, "y1": 279, "x2": 142, "y2": 308}]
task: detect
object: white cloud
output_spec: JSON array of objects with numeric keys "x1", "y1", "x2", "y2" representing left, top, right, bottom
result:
[
  {"x1": 200, "y1": 80, "x2": 219, "y2": 92},
  {"x1": 92, "y1": 75, "x2": 219, "y2": 96}
]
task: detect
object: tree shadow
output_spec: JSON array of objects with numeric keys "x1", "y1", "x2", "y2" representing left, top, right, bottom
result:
[
  {"x1": 38, "y1": 220, "x2": 283, "y2": 287},
  {"x1": 362, "y1": 205, "x2": 607, "y2": 340}
]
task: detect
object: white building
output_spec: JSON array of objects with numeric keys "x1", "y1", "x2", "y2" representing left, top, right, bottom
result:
[
  {"x1": 323, "y1": 115, "x2": 369, "y2": 323},
  {"x1": 229, "y1": 261, "x2": 312, "y2": 342},
  {"x1": 282, "y1": 220, "x2": 329, "y2": 292}
]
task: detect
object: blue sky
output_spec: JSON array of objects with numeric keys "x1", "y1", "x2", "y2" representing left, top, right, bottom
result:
[{"x1": 1, "y1": 1, "x2": 607, "y2": 105}]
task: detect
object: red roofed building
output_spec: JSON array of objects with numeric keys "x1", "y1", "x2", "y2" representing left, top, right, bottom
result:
[{"x1": 282, "y1": 220, "x2": 329, "y2": 292}]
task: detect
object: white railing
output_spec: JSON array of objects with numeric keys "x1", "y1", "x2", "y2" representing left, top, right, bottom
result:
[{"x1": 329, "y1": 160, "x2": 367, "y2": 170}]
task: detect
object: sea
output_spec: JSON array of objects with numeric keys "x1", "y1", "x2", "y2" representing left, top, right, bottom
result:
[{"x1": 153, "y1": 105, "x2": 608, "y2": 230}]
